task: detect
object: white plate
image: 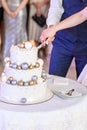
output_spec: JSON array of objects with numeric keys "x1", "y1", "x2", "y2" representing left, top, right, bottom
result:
[
  {"x1": 0, "y1": 88, "x2": 53, "y2": 105},
  {"x1": 47, "y1": 76, "x2": 87, "y2": 99},
  {"x1": 52, "y1": 89, "x2": 85, "y2": 99}
]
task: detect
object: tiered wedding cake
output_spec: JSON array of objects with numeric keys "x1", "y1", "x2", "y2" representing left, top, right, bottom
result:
[{"x1": 0, "y1": 41, "x2": 52, "y2": 104}]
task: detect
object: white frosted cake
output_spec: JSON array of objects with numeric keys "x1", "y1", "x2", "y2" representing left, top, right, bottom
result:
[{"x1": 0, "y1": 41, "x2": 51, "y2": 104}]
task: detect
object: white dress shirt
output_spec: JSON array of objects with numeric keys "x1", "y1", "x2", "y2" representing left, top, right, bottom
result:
[{"x1": 46, "y1": 0, "x2": 64, "y2": 26}]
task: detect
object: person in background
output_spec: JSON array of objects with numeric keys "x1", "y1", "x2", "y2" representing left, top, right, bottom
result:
[
  {"x1": 40, "y1": 0, "x2": 87, "y2": 79},
  {"x1": 1, "y1": 0, "x2": 28, "y2": 60},
  {"x1": 28, "y1": 0, "x2": 50, "y2": 57},
  {"x1": 28, "y1": 0, "x2": 49, "y2": 43}
]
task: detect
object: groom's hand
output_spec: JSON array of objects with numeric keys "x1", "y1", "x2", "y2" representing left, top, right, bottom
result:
[{"x1": 40, "y1": 25, "x2": 56, "y2": 43}]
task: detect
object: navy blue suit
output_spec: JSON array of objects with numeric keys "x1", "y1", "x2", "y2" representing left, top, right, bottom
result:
[{"x1": 49, "y1": 0, "x2": 87, "y2": 78}]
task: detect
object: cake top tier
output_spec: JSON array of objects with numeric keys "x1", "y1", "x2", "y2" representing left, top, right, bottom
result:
[
  {"x1": 6, "y1": 41, "x2": 38, "y2": 65},
  {"x1": 17, "y1": 40, "x2": 36, "y2": 49},
  {"x1": 11, "y1": 40, "x2": 36, "y2": 51}
]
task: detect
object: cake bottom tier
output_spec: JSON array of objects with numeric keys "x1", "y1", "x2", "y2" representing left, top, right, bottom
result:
[{"x1": 0, "y1": 81, "x2": 48, "y2": 104}]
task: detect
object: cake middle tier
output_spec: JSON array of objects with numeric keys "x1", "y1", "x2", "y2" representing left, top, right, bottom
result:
[{"x1": 4, "y1": 66, "x2": 43, "y2": 81}]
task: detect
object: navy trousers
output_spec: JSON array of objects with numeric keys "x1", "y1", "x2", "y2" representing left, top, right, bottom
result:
[{"x1": 49, "y1": 36, "x2": 87, "y2": 78}]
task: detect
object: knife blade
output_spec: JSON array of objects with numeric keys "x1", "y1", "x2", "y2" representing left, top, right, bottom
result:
[{"x1": 37, "y1": 42, "x2": 48, "y2": 49}]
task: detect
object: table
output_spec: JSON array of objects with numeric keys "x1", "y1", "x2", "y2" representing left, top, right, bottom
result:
[{"x1": 0, "y1": 76, "x2": 87, "y2": 130}]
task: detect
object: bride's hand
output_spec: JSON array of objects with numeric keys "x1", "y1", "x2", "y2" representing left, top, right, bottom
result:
[
  {"x1": 43, "y1": 36, "x2": 55, "y2": 45},
  {"x1": 40, "y1": 26, "x2": 57, "y2": 43}
]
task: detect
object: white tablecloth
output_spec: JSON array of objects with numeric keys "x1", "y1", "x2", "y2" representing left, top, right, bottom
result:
[{"x1": 0, "y1": 76, "x2": 87, "y2": 130}]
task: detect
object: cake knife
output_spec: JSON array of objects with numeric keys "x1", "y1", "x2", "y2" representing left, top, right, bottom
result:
[{"x1": 37, "y1": 42, "x2": 48, "y2": 49}]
